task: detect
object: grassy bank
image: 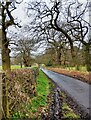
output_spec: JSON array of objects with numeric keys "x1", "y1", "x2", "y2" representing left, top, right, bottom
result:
[
  {"x1": 5, "y1": 68, "x2": 81, "y2": 119},
  {"x1": 24, "y1": 69, "x2": 52, "y2": 119},
  {"x1": 62, "y1": 102, "x2": 80, "y2": 119}
]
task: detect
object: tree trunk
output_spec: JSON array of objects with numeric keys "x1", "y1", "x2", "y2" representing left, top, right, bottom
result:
[
  {"x1": 2, "y1": 46, "x2": 11, "y2": 71},
  {"x1": 84, "y1": 44, "x2": 91, "y2": 71},
  {"x1": 1, "y1": 28, "x2": 10, "y2": 118},
  {"x1": 0, "y1": 73, "x2": 2, "y2": 120},
  {"x1": 70, "y1": 47, "x2": 77, "y2": 66},
  {"x1": 2, "y1": 5, "x2": 11, "y2": 71},
  {"x1": 1, "y1": 6, "x2": 10, "y2": 119},
  {"x1": 56, "y1": 50, "x2": 61, "y2": 65},
  {"x1": 2, "y1": 73, "x2": 9, "y2": 118},
  {"x1": 2, "y1": 31, "x2": 11, "y2": 71},
  {"x1": 20, "y1": 62, "x2": 22, "y2": 68},
  {"x1": 23, "y1": 55, "x2": 30, "y2": 67}
]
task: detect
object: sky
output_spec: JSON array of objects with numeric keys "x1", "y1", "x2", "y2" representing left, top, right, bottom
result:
[
  {"x1": 0, "y1": 0, "x2": 89, "y2": 64},
  {"x1": 10, "y1": 0, "x2": 88, "y2": 33},
  {"x1": 9, "y1": 0, "x2": 89, "y2": 56},
  {"x1": 12, "y1": 0, "x2": 87, "y2": 25},
  {"x1": 10, "y1": 0, "x2": 88, "y2": 37}
]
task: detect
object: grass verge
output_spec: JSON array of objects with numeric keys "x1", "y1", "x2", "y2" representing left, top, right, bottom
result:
[
  {"x1": 25, "y1": 69, "x2": 51, "y2": 119},
  {"x1": 62, "y1": 102, "x2": 80, "y2": 119}
]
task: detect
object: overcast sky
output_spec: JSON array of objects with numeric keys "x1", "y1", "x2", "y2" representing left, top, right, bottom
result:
[
  {"x1": 12, "y1": 0, "x2": 87, "y2": 25},
  {"x1": 9, "y1": 0, "x2": 88, "y2": 56}
]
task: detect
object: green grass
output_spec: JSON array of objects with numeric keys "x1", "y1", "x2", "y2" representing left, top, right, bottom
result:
[
  {"x1": 11, "y1": 65, "x2": 25, "y2": 69},
  {"x1": 26, "y1": 69, "x2": 51, "y2": 118},
  {"x1": 62, "y1": 102, "x2": 80, "y2": 119},
  {"x1": 48, "y1": 65, "x2": 88, "y2": 72},
  {"x1": 65, "y1": 66, "x2": 87, "y2": 72},
  {"x1": 12, "y1": 69, "x2": 51, "y2": 119},
  {"x1": 31, "y1": 70, "x2": 50, "y2": 107},
  {"x1": 0, "y1": 65, "x2": 25, "y2": 70}
]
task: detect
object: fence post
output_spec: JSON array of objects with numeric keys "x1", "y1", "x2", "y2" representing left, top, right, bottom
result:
[{"x1": 0, "y1": 72, "x2": 2, "y2": 120}]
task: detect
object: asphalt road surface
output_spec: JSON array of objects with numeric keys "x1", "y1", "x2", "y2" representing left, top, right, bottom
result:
[{"x1": 41, "y1": 68, "x2": 91, "y2": 116}]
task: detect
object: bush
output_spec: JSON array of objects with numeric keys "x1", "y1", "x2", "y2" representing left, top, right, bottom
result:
[
  {"x1": 6, "y1": 68, "x2": 37, "y2": 118},
  {"x1": 31, "y1": 66, "x2": 39, "y2": 77},
  {"x1": 46, "y1": 60, "x2": 53, "y2": 66}
]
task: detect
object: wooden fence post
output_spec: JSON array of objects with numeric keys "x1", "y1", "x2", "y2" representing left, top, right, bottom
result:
[{"x1": 0, "y1": 72, "x2": 2, "y2": 120}]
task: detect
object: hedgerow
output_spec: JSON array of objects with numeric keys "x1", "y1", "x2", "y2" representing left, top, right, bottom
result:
[{"x1": 6, "y1": 68, "x2": 37, "y2": 118}]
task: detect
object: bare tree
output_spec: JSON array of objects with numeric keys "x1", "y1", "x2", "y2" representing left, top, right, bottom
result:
[
  {"x1": 67, "y1": 0, "x2": 91, "y2": 71},
  {"x1": 1, "y1": 1, "x2": 22, "y2": 71},
  {"x1": 45, "y1": 29, "x2": 67, "y2": 65},
  {"x1": 27, "y1": 0, "x2": 91, "y2": 70},
  {"x1": 13, "y1": 37, "x2": 36, "y2": 67},
  {"x1": 0, "y1": 1, "x2": 22, "y2": 119}
]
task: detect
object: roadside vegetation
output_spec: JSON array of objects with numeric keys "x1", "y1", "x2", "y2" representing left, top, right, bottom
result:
[
  {"x1": 43, "y1": 87, "x2": 80, "y2": 119},
  {"x1": 3, "y1": 67, "x2": 80, "y2": 119},
  {"x1": 62, "y1": 102, "x2": 80, "y2": 119},
  {"x1": 61, "y1": 90, "x2": 80, "y2": 119},
  {"x1": 64, "y1": 66, "x2": 87, "y2": 72},
  {"x1": 48, "y1": 67, "x2": 90, "y2": 84},
  {"x1": 60, "y1": 90, "x2": 80, "y2": 119},
  {"x1": 4, "y1": 68, "x2": 52, "y2": 119},
  {"x1": 6, "y1": 68, "x2": 36, "y2": 119},
  {"x1": 25, "y1": 70, "x2": 51, "y2": 119}
]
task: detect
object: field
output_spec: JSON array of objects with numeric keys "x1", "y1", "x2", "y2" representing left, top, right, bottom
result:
[
  {"x1": 0, "y1": 65, "x2": 25, "y2": 70},
  {"x1": 65, "y1": 66, "x2": 87, "y2": 72}
]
